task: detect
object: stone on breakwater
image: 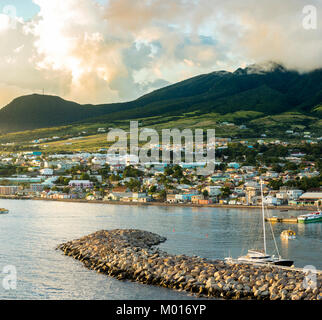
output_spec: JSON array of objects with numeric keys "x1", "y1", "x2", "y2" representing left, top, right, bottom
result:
[{"x1": 57, "y1": 229, "x2": 321, "y2": 300}]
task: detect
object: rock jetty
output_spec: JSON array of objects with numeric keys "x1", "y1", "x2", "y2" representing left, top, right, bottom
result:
[{"x1": 57, "y1": 229, "x2": 322, "y2": 300}]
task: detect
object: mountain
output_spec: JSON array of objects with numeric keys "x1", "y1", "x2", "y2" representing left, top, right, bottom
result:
[
  {"x1": 0, "y1": 62, "x2": 321, "y2": 133},
  {"x1": 0, "y1": 94, "x2": 120, "y2": 133}
]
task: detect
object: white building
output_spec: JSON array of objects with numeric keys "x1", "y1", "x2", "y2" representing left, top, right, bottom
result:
[
  {"x1": 298, "y1": 192, "x2": 322, "y2": 206},
  {"x1": 276, "y1": 189, "x2": 303, "y2": 201},
  {"x1": 40, "y1": 168, "x2": 54, "y2": 176},
  {"x1": 263, "y1": 196, "x2": 281, "y2": 206},
  {"x1": 204, "y1": 185, "x2": 222, "y2": 196},
  {"x1": 91, "y1": 157, "x2": 107, "y2": 166},
  {"x1": 68, "y1": 180, "x2": 93, "y2": 189}
]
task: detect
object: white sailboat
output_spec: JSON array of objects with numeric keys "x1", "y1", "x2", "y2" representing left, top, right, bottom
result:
[{"x1": 225, "y1": 180, "x2": 294, "y2": 267}]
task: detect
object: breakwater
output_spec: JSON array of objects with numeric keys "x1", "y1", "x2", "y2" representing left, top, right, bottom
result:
[{"x1": 57, "y1": 229, "x2": 321, "y2": 300}]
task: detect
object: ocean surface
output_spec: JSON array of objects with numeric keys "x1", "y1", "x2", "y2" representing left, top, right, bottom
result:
[{"x1": 0, "y1": 199, "x2": 321, "y2": 300}]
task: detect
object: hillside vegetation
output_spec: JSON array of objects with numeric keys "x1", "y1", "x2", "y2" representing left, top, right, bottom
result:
[{"x1": 0, "y1": 62, "x2": 320, "y2": 151}]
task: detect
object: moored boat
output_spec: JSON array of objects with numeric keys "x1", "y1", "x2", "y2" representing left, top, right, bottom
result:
[
  {"x1": 280, "y1": 230, "x2": 296, "y2": 240},
  {"x1": 225, "y1": 249, "x2": 294, "y2": 267},
  {"x1": 0, "y1": 208, "x2": 9, "y2": 214},
  {"x1": 225, "y1": 180, "x2": 294, "y2": 267},
  {"x1": 298, "y1": 211, "x2": 322, "y2": 224}
]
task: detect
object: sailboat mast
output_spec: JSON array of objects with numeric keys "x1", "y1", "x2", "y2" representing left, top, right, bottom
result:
[{"x1": 260, "y1": 180, "x2": 267, "y2": 255}]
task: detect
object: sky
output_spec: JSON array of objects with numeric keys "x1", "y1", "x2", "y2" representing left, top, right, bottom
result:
[{"x1": 0, "y1": 0, "x2": 321, "y2": 107}]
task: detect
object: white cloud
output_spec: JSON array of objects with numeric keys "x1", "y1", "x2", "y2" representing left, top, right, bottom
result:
[{"x1": 0, "y1": 0, "x2": 321, "y2": 107}]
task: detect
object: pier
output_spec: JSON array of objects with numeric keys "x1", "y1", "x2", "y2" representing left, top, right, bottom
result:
[{"x1": 265, "y1": 217, "x2": 298, "y2": 223}]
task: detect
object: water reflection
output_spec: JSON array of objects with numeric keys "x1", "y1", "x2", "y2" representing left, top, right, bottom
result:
[{"x1": 0, "y1": 199, "x2": 321, "y2": 300}]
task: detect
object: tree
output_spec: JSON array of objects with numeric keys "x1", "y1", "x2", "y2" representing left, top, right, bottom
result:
[
  {"x1": 16, "y1": 166, "x2": 28, "y2": 174},
  {"x1": 220, "y1": 187, "x2": 231, "y2": 198},
  {"x1": 285, "y1": 162, "x2": 298, "y2": 171},
  {"x1": 268, "y1": 179, "x2": 284, "y2": 190},
  {"x1": 109, "y1": 174, "x2": 121, "y2": 182},
  {"x1": 158, "y1": 190, "x2": 167, "y2": 201},
  {"x1": 0, "y1": 165, "x2": 16, "y2": 176},
  {"x1": 98, "y1": 165, "x2": 110, "y2": 178},
  {"x1": 62, "y1": 187, "x2": 70, "y2": 194},
  {"x1": 80, "y1": 172, "x2": 90, "y2": 180},
  {"x1": 125, "y1": 178, "x2": 141, "y2": 192},
  {"x1": 123, "y1": 166, "x2": 143, "y2": 178},
  {"x1": 202, "y1": 190, "x2": 209, "y2": 199},
  {"x1": 272, "y1": 164, "x2": 283, "y2": 173},
  {"x1": 259, "y1": 168, "x2": 268, "y2": 174},
  {"x1": 148, "y1": 185, "x2": 157, "y2": 194},
  {"x1": 172, "y1": 165, "x2": 183, "y2": 179},
  {"x1": 55, "y1": 176, "x2": 71, "y2": 185},
  {"x1": 164, "y1": 167, "x2": 174, "y2": 176},
  {"x1": 215, "y1": 163, "x2": 227, "y2": 171},
  {"x1": 180, "y1": 177, "x2": 191, "y2": 185}
]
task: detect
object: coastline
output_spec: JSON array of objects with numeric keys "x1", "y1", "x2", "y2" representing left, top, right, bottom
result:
[{"x1": 0, "y1": 195, "x2": 315, "y2": 211}]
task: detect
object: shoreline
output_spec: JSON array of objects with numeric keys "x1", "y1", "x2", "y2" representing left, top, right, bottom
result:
[{"x1": 0, "y1": 196, "x2": 315, "y2": 211}]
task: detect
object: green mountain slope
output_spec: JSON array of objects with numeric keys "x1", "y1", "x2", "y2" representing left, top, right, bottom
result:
[
  {"x1": 0, "y1": 62, "x2": 321, "y2": 134},
  {"x1": 0, "y1": 94, "x2": 126, "y2": 132}
]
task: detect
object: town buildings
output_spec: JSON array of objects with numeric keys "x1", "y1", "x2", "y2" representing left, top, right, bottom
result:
[{"x1": 0, "y1": 138, "x2": 321, "y2": 207}]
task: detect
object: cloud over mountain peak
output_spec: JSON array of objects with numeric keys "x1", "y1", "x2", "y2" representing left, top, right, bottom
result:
[{"x1": 0, "y1": 0, "x2": 321, "y2": 107}]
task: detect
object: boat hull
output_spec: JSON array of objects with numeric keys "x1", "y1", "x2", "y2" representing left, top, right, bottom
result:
[
  {"x1": 225, "y1": 258, "x2": 294, "y2": 268},
  {"x1": 272, "y1": 260, "x2": 294, "y2": 267},
  {"x1": 298, "y1": 217, "x2": 322, "y2": 223}
]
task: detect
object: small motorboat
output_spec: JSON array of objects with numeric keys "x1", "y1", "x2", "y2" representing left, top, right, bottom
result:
[
  {"x1": 280, "y1": 230, "x2": 296, "y2": 240},
  {"x1": 0, "y1": 208, "x2": 9, "y2": 214}
]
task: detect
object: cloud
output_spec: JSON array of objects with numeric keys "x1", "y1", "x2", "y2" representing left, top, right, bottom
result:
[
  {"x1": 217, "y1": 0, "x2": 322, "y2": 72},
  {"x1": 0, "y1": 0, "x2": 321, "y2": 107}
]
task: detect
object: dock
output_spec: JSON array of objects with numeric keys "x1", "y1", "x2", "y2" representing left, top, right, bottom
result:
[{"x1": 265, "y1": 217, "x2": 298, "y2": 223}]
